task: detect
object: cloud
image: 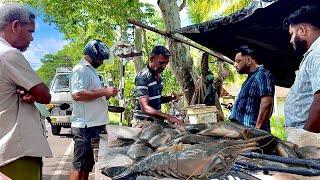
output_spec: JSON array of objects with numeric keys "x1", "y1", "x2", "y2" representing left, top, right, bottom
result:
[
  {"x1": 0, "y1": 3, "x2": 68, "y2": 70},
  {"x1": 20, "y1": 13, "x2": 70, "y2": 70},
  {"x1": 24, "y1": 38, "x2": 69, "y2": 70},
  {"x1": 34, "y1": 38, "x2": 69, "y2": 54},
  {"x1": 23, "y1": 49, "x2": 44, "y2": 70}
]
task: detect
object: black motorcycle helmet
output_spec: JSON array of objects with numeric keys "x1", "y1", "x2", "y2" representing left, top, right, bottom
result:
[{"x1": 84, "y1": 40, "x2": 110, "y2": 66}]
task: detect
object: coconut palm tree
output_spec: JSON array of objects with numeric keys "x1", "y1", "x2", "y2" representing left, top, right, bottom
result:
[{"x1": 187, "y1": 0, "x2": 253, "y2": 24}]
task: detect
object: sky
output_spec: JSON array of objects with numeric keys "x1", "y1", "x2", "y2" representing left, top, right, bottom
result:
[
  {"x1": 140, "y1": 0, "x2": 191, "y2": 27},
  {"x1": 2, "y1": 1, "x2": 191, "y2": 70},
  {"x1": 23, "y1": 15, "x2": 68, "y2": 70}
]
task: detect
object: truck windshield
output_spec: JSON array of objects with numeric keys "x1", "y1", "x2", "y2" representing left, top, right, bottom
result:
[{"x1": 51, "y1": 73, "x2": 70, "y2": 92}]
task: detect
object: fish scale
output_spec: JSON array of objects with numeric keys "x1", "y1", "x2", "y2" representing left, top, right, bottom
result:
[{"x1": 112, "y1": 135, "x2": 271, "y2": 179}]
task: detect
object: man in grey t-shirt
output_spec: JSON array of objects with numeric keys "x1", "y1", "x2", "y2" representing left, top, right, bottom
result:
[{"x1": 283, "y1": 5, "x2": 320, "y2": 145}]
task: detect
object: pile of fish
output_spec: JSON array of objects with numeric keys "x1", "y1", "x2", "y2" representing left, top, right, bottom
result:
[{"x1": 101, "y1": 122, "x2": 320, "y2": 179}]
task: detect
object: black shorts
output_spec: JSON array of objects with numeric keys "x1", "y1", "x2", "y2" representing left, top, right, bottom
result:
[{"x1": 71, "y1": 125, "x2": 106, "y2": 171}]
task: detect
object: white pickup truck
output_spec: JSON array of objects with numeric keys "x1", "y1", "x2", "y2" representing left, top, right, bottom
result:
[
  {"x1": 46, "y1": 67, "x2": 73, "y2": 135},
  {"x1": 47, "y1": 67, "x2": 108, "y2": 135}
]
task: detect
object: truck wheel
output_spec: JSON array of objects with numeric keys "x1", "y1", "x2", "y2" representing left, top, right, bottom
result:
[{"x1": 51, "y1": 125, "x2": 61, "y2": 135}]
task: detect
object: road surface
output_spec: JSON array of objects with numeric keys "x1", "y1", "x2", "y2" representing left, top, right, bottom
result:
[{"x1": 43, "y1": 123, "x2": 95, "y2": 180}]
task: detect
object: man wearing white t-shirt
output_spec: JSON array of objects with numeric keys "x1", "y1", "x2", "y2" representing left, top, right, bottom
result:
[{"x1": 69, "y1": 40, "x2": 118, "y2": 180}]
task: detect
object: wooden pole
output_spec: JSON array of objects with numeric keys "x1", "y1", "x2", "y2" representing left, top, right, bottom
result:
[{"x1": 128, "y1": 19, "x2": 234, "y2": 65}]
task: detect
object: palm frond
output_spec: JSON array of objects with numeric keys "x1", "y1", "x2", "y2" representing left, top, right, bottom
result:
[{"x1": 187, "y1": 0, "x2": 253, "y2": 23}]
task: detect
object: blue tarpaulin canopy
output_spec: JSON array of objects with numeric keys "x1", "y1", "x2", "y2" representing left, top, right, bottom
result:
[{"x1": 176, "y1": 0, "x2": 320, "y2": 87}]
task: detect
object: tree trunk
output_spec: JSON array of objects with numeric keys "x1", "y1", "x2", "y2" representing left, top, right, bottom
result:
[
  {"x1": 201, "y1": 53, "x2": 209, "y2": 78},
  {"x1": 142, "y1": 29, "x2": 149, "y2": 57},
  {"x1": 133, "y1": 27, "x2": 144, "y2": 74},
  {"x1": 158, "y1": 0, "x2": 196, "y2": 105},
  {"x1": 214, "y1": 61, "x2": 226, "y2": 121}
]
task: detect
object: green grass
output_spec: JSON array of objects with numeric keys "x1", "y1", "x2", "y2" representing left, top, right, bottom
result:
[
  {"x1": 270, "y1": 115, "x2": 286, "y2": 140},
  {"x1": 107, "y1": 112, "x2": 130, "y2": 126}
]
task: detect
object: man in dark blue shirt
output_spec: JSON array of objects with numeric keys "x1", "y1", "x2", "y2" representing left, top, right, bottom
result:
[
  {"x1": 132, "y1": 45, "x2": 182, "y2": 128},
  {"x1": 230, "y1": 45, "x2": 275, "y2": 131}
]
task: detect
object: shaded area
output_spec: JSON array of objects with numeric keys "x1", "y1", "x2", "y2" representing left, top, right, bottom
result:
[{"x1": 176, "y1": 0, "x2": 320, "y2": 87}]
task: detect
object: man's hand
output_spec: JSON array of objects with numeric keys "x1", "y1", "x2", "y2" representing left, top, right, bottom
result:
[
  {"x1": 105, "y1": 87, "x2": 119, "y2": 98},
  {"x1": 167, "y1": 115, "x2": 183, "y2": 124},
  {"x1": 170, "y1": 93, "x2": 179, "y2": 102},
  {"x1": 16, "y1": 87, "x2": 35, "y2": 103}
]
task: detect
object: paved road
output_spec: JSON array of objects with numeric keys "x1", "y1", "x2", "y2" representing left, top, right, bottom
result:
[{"x1": 43, "y1": 123, "x2": 95, "y2": 180}]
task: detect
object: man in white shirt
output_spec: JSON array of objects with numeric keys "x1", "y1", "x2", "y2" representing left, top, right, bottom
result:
[
  {"x1": 69, "y1": 40, "x2": 118, "y2": 180},
  {"x1": 0, "y1": 3, "x2": 52, "y2": 180},
  {"x1": 284, "y1": 5, "x2": 320, "y2": 146}
]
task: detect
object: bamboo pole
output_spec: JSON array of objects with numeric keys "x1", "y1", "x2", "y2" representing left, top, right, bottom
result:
[{"x1": 128, "y1": 19, "x2": 234, "y2": 65}]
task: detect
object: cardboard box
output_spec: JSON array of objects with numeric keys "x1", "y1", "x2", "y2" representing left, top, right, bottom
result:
[{"x1": 187, "y1": 105, "x2": 217, "y2": 124}]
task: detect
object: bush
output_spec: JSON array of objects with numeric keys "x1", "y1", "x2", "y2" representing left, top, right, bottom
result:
[{"x1": 270, "y1": 115, "x2": 286, "y2": 140}]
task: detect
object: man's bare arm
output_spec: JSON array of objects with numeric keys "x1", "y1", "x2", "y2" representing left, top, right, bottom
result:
[
  {"x1": 29, "y1": 83, "x2": 51, "y2": 104},
  {"x1": 72, "y1": 87, "x2": 118, "y2": 102},
  {"x1": 255, "y1": 96, "x2": 273, "y2": 129},
  {"x1": 304, "y1": 92, "x2": 320, "y2": 133},
  {"x1": 139, "y1": 97, "x2": 181, "y2": 124}
]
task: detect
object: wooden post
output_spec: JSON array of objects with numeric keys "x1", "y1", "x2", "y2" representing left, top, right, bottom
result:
[{"x1": 128, "y1": 19, "x2": 234, "y2": 65}]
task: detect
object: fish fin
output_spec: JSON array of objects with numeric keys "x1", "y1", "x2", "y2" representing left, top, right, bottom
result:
[{"x1": 111, "y1": 168, "x2": 133, "y2": 180}]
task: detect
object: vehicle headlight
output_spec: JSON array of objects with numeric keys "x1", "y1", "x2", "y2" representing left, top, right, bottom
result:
[{"x1": 47, "y1": 104, "x2": 55, "y2": 110}]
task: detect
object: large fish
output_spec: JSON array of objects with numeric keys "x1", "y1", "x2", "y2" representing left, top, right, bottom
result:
[
  {"x1": 167, "y1": 133, "x2": 220, "y2": 145},
  {"x1": 182, "y1": 123, "x2": 215, "y2": 134},
  {"x1": 140, "y1": 124, "x2": 164, "y2": 141},
  {"x1": 108, "y1": 137, "x2": 136, "y2": 147},
  {"x1": 296, "y1": 146, "x2": 320, "y2": 159},
  {"x1": 112, "y1": 135, "x2": 272, "y2": 179},
  {"x1": 100, "y1": 166, "x2": 127, "y2": 178},
  {"x1": 127, "y1": 143, "x2": 154, "y2": 161},
  {"x1": 276, "y1": 141, "x2": 298, "y2": 158},
  {"x1": 197, "y1": 122, "x2": 250, "y2": 139},
  {"x1": 148, "y1": 132, "x2": 173, "y2": 148}
]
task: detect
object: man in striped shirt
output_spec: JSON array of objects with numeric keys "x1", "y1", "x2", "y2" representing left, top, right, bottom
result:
[
  {"x1": 132, "y1": 45, "x2": 182, "y2": 128},
  {"x1": 283, "y1": 6, "x2": 320, "y2": 147},
  {"x1": 229, "y1": 45, "x2": 275, "y2": 132}
]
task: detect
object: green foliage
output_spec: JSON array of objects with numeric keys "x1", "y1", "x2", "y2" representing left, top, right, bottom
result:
[
  {"x1": 187, "y1": 0, "x2": 219, "y2": 23},
  {"x1": 187, "y1": 0, "x2": 252, "y2": 23},
  {"x1": 22, "y1": 0, "x2": 157, "y2": 103},
  {"x1": 36, "y1": 41, "x2": 83, "y2": 85},
  {"x1": 108, "y1": 112, "x2": 129, "y2": 126},
  {"x1": 223, "y1": 0, "x2": 252, "y2": 16},
  {"x1": 37, "y1": 54, "x2": 69, "y2": 85},
  {"x1": 270, "y1": 115, "x2": 286, "y2": 140},
  {"x1": 21, "y1": 0, "x2": 169, "y2": 125},
  {"x1": 143, "y1": 11, "x2": 166, "y2": 57},
  {"x1": 23, "y1": 0, "x2": 156, "y2": 90},
  {"x1": 27, "y1": 0, "x2": 255, "y2": 123},
  {"x1": 22, "y1": 0, "x2": 155, "y2": 44},
  {"x1": 162, "y1": 69, "x2": 180, "y2": 95},
  {"x1": 161, "y1": 68, "x2": 180, "y2": 113}
]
